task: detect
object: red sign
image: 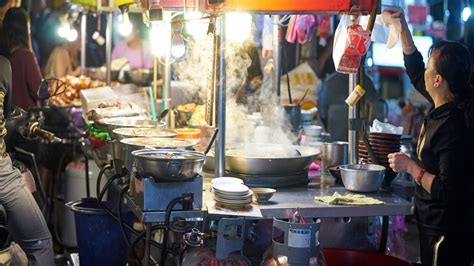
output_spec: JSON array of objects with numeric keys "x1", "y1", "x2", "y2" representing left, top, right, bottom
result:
[{"x1": 408, "y1": 5, "x2": 429, "y2": 25}]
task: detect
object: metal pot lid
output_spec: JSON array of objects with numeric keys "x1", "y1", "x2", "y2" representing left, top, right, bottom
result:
[
  {"x1": 132, "y1": 148, "x2": 205, "y2": 160},
  {"x1": 112, "y1": 127, "x2": 177, "y2": 138},
  {"x1": 120, "y1": 137, "x2": 198, "y2": 149}
]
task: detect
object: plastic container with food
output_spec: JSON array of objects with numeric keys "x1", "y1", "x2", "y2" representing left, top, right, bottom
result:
[{"x1": 175, "y1": 128, "x2": 200, "y2": 139}]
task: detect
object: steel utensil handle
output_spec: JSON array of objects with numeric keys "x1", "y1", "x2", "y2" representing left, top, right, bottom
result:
[{"x1": 204, "y1": 128, "x2": 219, "y2": 156}]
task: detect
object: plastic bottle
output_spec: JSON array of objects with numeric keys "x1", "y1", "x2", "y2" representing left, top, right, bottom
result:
[{"x1": 345, "y1": 85, "x2": 366, "y2": 107}]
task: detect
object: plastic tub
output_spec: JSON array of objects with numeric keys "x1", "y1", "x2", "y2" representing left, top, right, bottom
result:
[
  {"x1": 175, "y1": 128, "x2": 200, "y2": 139},
  {"x1": 67, "y1": 199, "x2": 132, "y2": 266}
]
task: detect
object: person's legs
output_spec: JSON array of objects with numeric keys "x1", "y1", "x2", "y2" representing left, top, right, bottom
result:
[{"x1": 2, "y1": 177, "x2": 53, "y2": 266}]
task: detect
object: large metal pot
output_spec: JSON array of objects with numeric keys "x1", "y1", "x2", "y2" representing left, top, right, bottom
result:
[
  {"x1": 321, "y1": 142, "x2": 348, "y2": 174},
  {"x1": 111, "y1": 127, "x2": 177, "y2": 140},
  {"x1": 132, "y1": 149, "x2": 206, "y2": 181},
  {"x1": 118, "y1": 137, "x2": 198, "y2": 171},
  {"x1": 86, "y1": 67, "x2": 119, "y2": 81},
  {"x1": 205, "y1": 144, "x2": 320, "y2": 175},
  {"x1": 339, "y1": 164, "x2": 385, "y2": 192}
]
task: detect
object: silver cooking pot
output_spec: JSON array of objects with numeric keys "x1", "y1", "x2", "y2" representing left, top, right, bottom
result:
[
  {"x1": 339, "y1": 164, "x2": 385, "y2": 192},
  {"x1": 132, "y1": 149, "x2": 206, "y2": 181},
  {"x1": 118, "y1": 137, "x2": 198, "y2": 171},
  {"x1": 205, "y1": 143, "x2": 320, "y2": 175}
]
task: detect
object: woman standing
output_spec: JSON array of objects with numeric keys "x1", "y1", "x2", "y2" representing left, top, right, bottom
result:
[
  {"x1": 1, "y1": 8, "x2": 42, "y2": 110},
  {"x1": 387, "y1": 8, "x2": 474, "y2": 266}
]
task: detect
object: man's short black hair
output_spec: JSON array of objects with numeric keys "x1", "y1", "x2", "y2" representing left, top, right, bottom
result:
[{"x1": 0, "y1": 0, "x2": 9, "y2": 8}]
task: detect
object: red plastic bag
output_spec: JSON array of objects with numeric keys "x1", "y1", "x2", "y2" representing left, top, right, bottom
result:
[{"x1": 333, "y1": 16, "x2": 371, "y2": 74}]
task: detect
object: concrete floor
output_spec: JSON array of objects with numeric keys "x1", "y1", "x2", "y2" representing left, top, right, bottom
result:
[{"x1": 401, "y1": 217, "x2": 421, "y2": 264}]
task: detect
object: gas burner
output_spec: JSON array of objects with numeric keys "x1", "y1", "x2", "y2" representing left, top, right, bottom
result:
[{"x1": 226, "y1": 171, "x2": 309, "y2": 188}]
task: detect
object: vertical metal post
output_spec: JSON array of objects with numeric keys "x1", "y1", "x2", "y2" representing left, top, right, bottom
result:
[
  {"x1": 105, "y1": 12, "x2": 113, "y2": 86},
  {"x1": 80, "y1": 12, "x2": 87, "y2": 75},
  {"x1": 163, "y1": 12, "x2": 172, "y2": 118},
  {"x1": 348, "y1": 74, "x2": 358, "y2": 164},
  {"x1": 215, "y1": 16, "x2": 226, "y2": 177},
  {"x1": 272, "y1": 15, "x2": 281, "y2": 97}
]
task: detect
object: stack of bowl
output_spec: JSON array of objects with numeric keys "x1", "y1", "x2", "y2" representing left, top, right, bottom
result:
[{"x1": 358, "y1": 132, "x2": 401, "y2": 185}]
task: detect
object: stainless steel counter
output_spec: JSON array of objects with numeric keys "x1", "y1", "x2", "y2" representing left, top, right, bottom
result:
[
  {"x1": 112, "y1": 177, "x2": 413, "y2": 223},
  {"x1": 236, "y1": 186, "x2": 413, "y2": 219}
]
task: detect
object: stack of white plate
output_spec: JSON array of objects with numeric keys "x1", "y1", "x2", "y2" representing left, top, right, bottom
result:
[{"x1": 212, "y1": 182, "x2": 253, "y2": 208}]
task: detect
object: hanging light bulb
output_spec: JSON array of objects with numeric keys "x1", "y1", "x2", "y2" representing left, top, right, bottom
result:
[
  {"x1": 225, "y1": 12, "x2": 252, "y2": 43},
  {"x1": 170, "y1": 35, "x2": 185, "y2": 59},
  {"x1": 463, "y1": 6, "x2": 472, "y2": 22},
  {"x1": 66, "y1": 27, "x2": 78, "y2": 42},
  {"x1": 185, "y1": 11, "x2": 208, "y2": 40},
  {"x1": 150, "y1": 21, "x2": 170, "y2": 57},
  {"x1": 57, "y1": 22, "x2": 70, "y2": 38},
  {"x1": 118, "y1": 12, "x2": 133, "y2": 36}
]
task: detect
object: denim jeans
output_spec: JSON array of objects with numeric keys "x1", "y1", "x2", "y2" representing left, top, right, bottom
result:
[{"x1": 0, "y1": 155, "x2": 54, "y2": 265}]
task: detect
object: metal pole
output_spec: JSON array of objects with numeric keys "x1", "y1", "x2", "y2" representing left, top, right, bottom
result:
[
  {"x1": 215, "y1": 16, "x2": 226, "y2": 177},
  {"x1": 272, "y1": 15, "x2": 281, "y2": 97},
  {"x1": 348, "y1": 74, "x2": 358, "y2": 164},
  {"x1": 80, "y1": 12, "x2": 87, "y2": 75},
  {"x1": 163, "y1": 12, "x2": 172, "y2": 120},
  {"x1": 105, "y1": 12, "x2": 113, "y2": 86}
]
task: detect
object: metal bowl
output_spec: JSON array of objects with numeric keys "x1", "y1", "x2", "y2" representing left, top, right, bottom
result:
[
  {"x1": 132, "y1": 149, "x2": 206, "y2": 181},
  {"x1": 123, "y1": 69, "x2": 155, "y2": 86},
  {"x1": 339, "y1": 164, "x2": 385, "y2": 193},
  {"x1": 86, "y1": 67, "x2": 119, "y2": 81}
]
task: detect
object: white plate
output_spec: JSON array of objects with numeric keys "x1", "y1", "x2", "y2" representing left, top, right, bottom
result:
[
  {"x1": 214, "y1": 196, "x2": 253, "y2": 204},
  {"x1": 212, "y1": 183, "x2": 249, "y2": 194},
  {"x1": 214, "y1": 191, "x2": 253, "y2": 200},
  {"x1": 211, "y1": 177, "x2": 244, "y2": 185}
]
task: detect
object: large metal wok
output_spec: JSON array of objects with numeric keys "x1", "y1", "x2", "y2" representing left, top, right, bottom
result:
[
  {"x1": 118, "y1": 137, "x2": 198, "y2": 171},
  {"x1": 205, "y1": 143, "x2": 320, "y2": 175},
  {"x1": 132, "y1": 149, "x2": 206, "y2": 181}
]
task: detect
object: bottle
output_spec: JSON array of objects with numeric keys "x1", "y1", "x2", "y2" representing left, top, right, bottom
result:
[{"x1": 345, "y1": 85, "x2": 366, "y2": 107}]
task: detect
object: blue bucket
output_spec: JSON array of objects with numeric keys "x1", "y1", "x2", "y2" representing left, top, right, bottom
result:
[{"x1": 67, "y1": 198, "x2": 132, "y2": 266}]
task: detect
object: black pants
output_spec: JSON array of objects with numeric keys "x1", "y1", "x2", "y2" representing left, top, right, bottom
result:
[{"x1": 419, "y1": 232, "x2": 474, "y2": 266}]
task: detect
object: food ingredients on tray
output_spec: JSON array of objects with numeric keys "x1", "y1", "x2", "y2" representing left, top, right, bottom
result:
[
  {"x1": 315, "y1": 192, "x2": 384, "y2": 205},
  {"x1": 50, "y1": 75, "x2": 107, "y2": 106},
  {"x1": 121, "y1": 137, "x2": 195, "y2": 148},
  {"x1": 97, "y1": 100, "x2": 132, "y2": 109},
  {"x1": 114, "y1": 128, "x2": 177, "y2": 138}
]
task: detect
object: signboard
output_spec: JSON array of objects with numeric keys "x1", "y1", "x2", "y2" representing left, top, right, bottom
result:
[{"x1": 408, "y1": 5, "x2": 429, "y2": 25}]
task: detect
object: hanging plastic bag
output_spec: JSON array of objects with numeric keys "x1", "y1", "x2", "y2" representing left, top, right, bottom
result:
[
  {"x1": 262, "y1": 15, "x2": 273, "y2": 58},
  {"x1": 333, "y1": 15, "x2": 371, "y2": 74},
  {"x1": 286, "y1": 15, "x2": 318, "y2": 45}
]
